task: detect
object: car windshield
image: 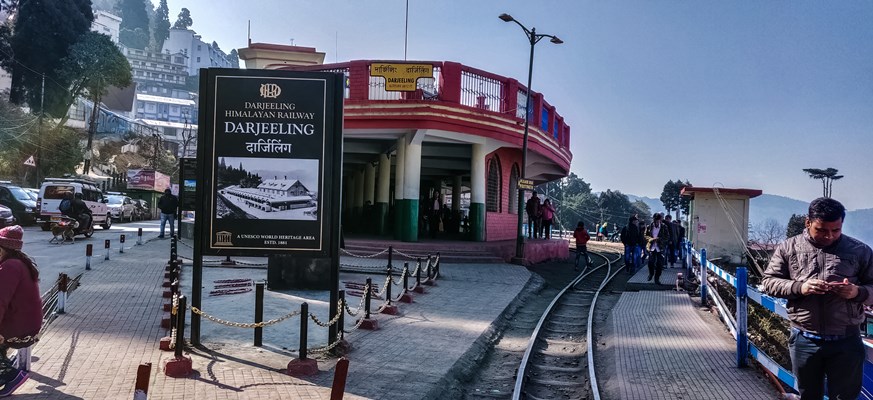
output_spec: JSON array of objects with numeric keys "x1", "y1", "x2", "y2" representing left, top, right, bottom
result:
[
  {"x1": 8, "y1": 187, "x2": 32, "y2": 201},
  {"x1": 107, "y1": 196, "x2": 124, "y2": 205}
]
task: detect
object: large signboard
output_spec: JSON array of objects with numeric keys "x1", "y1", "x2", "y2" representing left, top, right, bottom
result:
[
  {"x1": 127, "y1": 169, "x2": 171, "y2": 192},
  {"x1": 369, "y1": 63, "x2": 433, "y2": 92},
  {"x1": 197, "y1": 69, "x2": 343, "y2": 256}
]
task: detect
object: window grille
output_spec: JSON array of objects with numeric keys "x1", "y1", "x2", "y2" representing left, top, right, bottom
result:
[
  {"x1": 486, "y1": 157, "x2": 501, "y2": 212},
  {"x1": 508, "y1": 164, "x2": 519, "y2": 214}
]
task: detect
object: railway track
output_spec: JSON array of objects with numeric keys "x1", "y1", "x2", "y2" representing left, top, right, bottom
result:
[{"x1": 512, "y1": 249, "x2": 623, "y2": 400}]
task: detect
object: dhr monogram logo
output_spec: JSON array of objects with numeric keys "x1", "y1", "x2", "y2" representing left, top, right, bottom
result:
[{"x1": 259, "y1": 83, "x2": 282, "y2": 99}]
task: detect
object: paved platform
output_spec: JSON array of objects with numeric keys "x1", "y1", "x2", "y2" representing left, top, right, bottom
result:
[
  {"x1": 602, "y1": 289, "x2": 779, "y2": 399},
  {"x1": 12, "y1": 235, "x2": 534, "y2": 399},
  {"x1": 11, "y1": 235, "x2": 779, "y2": 399}
]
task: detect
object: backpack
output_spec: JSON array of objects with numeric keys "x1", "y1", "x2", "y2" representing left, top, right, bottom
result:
[{"x1": 59, "y1": 198, "x2": 72, "y2": 213}]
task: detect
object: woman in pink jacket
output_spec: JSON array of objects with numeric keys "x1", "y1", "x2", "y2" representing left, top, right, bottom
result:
[
  {"x1": 0, "y1": 225, "x2": 41, "y2": 396},
  {"x1": 541, "y1": 199, "x2": 556, "y2": 240}
]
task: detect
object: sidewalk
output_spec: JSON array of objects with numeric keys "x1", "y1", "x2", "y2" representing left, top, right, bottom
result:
[
  {"x1": 13, "y1": 234, "x2": 534, "y2": 399},
  {"x1": 599, "y1": 265, "x2": 779, "y2": 399}
]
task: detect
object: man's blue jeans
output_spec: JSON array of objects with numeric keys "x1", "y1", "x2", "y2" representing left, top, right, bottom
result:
[
  {"x1": 789, "y1": 328, "x2": 864, "y2": 400},
  {"x1": 160, "y1": 213, "x2": 175, "y2": 238}
]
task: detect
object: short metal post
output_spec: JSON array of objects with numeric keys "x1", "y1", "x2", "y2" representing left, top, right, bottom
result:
[
  {"x1": 330, "y1": 357, "x2": 350, "y2": 400},
  {"x1": 364, "y1": 278, "x2": 372, "y2": 320},
  {"x1": 137, "y1": 228, "x2": 143, "y2": 245},
  {"x1": 338, "y1": 290, "x2": 346, "y2": 340},
  {"x1": 700, "y1": 248, "x2": 708, "y2": 306},
  {"x1": 385, "y1": 264, "x2": 393, "y2": 305},
  {"x1": 435, "y1": 252, "x2": 440, "y2": 276},
  {"x1": 120, "y1": 234, "x2": 126, "y2": 253},
  {"x1": 58, "y1": 273, "x2": 69, "y2": 315},
  {"x1": 104, "y1": 239, "x2": 111, "y2": 261},
  {"x1": 388, "y1": 246, "x2": 393, "y2": 269},
  {"x1": 736, "y1": 267, "x2": 748, "y2": 368},
  {"x1": 174, "y1": 295, "x2": 187, "y2": 358},
  {"x1": 170, "y1": 235, "x2": 178, "y2": 262},
  {"x1": 426, "y1": 255, "x2": 433, "y2": 279},
  {"x1": 254, "y1": 281, "x2": 264, "y2": 347},
  {"x1": 403, "y1": 262, "x2": 409, "y2": 293},
  {"x1": 299, "y1": 302, "x2": 309, "y2": 360},
  {"x1": 133, "y1": 362, "x2": 152, "y2": 400},
  {"x1": 416, "y1": 258, "x2": 422, "y2": 287},
  {"x1": 85, "y1": 244, "x2": 92, "y2": 271}
]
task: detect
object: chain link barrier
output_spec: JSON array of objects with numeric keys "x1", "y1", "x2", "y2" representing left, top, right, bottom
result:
[
  {"x1": 190, "y1": 306, "x2": 303, "y2": 328},
  {"x1": 393, "y1": 248, "x2": 429, "y2": 260},
  {"x1": 308, "y1": 301, "x2": 344, "y2": 328},
  {"x1": 343, "y1": 285, "x2": 369, "y2": 317},
  {"x1": 340, "y1": 247, "x2": 389, "y2": 258}
]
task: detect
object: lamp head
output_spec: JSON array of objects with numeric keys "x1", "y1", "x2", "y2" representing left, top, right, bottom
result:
[
  {"x1": 550, "y1": 36, "x2": 564, "y2": 45},
  {"x1": 499, "y1": 13, "x2": 514, "y2": 22}
]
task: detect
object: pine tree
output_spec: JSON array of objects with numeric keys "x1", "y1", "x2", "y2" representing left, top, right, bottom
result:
[
  {"x1": 118, "y1": 0, "x2": 150, "y2": 49},
  {"x1": 152, "y1": 0, "x2": 171, "y2": 51}
]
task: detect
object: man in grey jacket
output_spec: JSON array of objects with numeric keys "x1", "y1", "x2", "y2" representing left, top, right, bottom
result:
[{"x1": 762, "y1": 197, "x2": 873, "y2": 399}]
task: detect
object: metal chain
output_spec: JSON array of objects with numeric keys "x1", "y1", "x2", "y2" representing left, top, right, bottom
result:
[
  {"x1": 389, "y1": 267, "x2": 407, "y2": 286},
  {"x1": 344, "y1": 285, "x2": 369, "y2": 317},
  {"x1": 340, "y1": 247, "x2": 389, "y2": 258},
  {"x1": 309, "y1": 336, "x2": 346, "y2": 355},
  {"x1": 343, "y1": 313, "x2": 368, "y2": 333},
  {"x1": 393, "y1": 248, "x2": 428, "y2": 260},
  {"x1": 190, "y1": 306, "x2": 302, "y2": 328},
  {"x1": 0, "y1": 334, "x2": 39, "y2": 345},
  {"x1": 374, "y1": 276, "x2": 391, "y2": 297},
  {"x1": 308, "y1": 300, "x2": 345, "y2": 328}
]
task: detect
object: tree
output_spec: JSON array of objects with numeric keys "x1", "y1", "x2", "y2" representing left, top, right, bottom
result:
[
  {"x1": 59, "y1": 32, "x2": 132, "y2": 173},
  {"x1": 172, "y1": 8, "x2": 193, "y2": 30},
  {"x1": 660, "y1": 179, "x2": 691, "y2": 220},
  {"x1": 118, "y1": 0, "x2": 150, "y2": 49},
  {"x1": 749, "y1": 219, "x2": 786, "y2": 274},
  {"x1": 802, "y1": 167, "x2": 844, "y2": 198},
  {"x1": 598, "y1": 189, "x2": 636, "y2": 233},
  {"x1": 5, "y1": 0, "x2": 94, "y2": 117},
  {"x1": 786, "y1": 214, "x2": 806, "y2": 238},
  {"x1": 226, "y1": 49, "x2": 240, "y2": 68},
  {"x1": 152, "y1": 0, "x2": 171, "y2": 52}
]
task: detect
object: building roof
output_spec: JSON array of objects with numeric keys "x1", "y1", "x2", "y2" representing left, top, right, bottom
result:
[
  {"x1": 136, "y1": 93, "x2": 195, "y2": 106},
  {"x1": 680, "y1": 186, "x2": 763, "y2": 199},
  {"x1": 139, "y1": 119, "x2": 197, "y2": 130},
  {"x1": 258, "y1": 179, "x2": 309, "y2": 192}
]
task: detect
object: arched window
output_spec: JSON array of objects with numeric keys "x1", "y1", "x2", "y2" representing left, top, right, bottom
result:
[
  {"x1": 486, "y1": 157, "x2": 501, "y2": 212},
  {"x1": 508, "y1": 164, "x2": 519, "y2": 214}
]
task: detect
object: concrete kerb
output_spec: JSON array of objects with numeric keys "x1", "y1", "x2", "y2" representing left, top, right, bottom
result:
[{"x1": 422, "y1": 272, "x2": 547, "y2": 400}]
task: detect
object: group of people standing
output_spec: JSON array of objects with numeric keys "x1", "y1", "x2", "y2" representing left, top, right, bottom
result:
[
  {"x1": 525, "y1": 192, "x2": 556, "y2": 240},
  {"x1": 619, "y1": 212, "x2": 686, "y2": 284}
]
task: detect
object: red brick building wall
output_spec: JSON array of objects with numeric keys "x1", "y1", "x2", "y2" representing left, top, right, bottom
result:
[{"x1": 485, "y1": 148, "x2": 522, "y2": 241}]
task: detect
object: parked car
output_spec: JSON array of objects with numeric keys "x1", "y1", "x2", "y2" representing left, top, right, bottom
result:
[
  {"x1": 0, "y1": 181, "x2": 38, "y2": 225},
  {"x1": 37, "y1": 178, "x2": 111, "y2": 231},
  {"x1": 106, "y1": 194, "x2": 137, "y2": 222},
  {"x1": 0, "y1": 204, "x2": 14, "y2": 228},
  {"x1": 134, "y1": 199, "x2": 151, "y2": 220}
]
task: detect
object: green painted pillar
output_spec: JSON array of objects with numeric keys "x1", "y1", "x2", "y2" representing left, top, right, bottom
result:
[
  {"x1": 393, "y1": 138, "x2": 406, "y2": 240},
  {"x1": 401, "y1": 134, "x2": 422, "y2": 242},
  {"x1": 471, "y1": 143, "x2": 486, "y2": 242},
  {"x1": 470, "y1": 202, "x2": 485, "y2": 242}
]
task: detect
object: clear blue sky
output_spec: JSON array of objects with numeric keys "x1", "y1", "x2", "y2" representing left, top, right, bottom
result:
[{"x1": 154, "y1": 1, "x2": 873, "y2": 210}]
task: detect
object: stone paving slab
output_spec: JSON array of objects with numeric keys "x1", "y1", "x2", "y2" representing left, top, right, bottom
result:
[{"x1": 606, "y1": 291, "x2": 778, "y2": 400}]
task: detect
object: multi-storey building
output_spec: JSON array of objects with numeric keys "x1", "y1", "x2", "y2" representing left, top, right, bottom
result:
[
  {"x1": 91, "y1": 10, "x2": 121, "y2": 43},
  {"x1": 123, "y1": 47, "x2": 189, "y2": 95},
  {"x1": 162, "y1": 28, "x2": 234, "y2": 76}
]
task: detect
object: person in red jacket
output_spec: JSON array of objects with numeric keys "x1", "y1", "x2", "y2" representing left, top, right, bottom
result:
[
  {"x1": 0, "y1": 225, "x2": 41, "y2": 396},
  {"x1": 573, "y1": 221, "x2": 591, "y2": 270}
]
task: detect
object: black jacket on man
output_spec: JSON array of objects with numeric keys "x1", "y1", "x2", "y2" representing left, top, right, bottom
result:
[{"x1": 158, "y1": 193, "x2": 178, "y2": 215}]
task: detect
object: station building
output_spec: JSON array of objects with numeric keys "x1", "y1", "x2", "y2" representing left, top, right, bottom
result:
[{"x1": 239, "y1": 43, "x2": 573, "y2": 243}]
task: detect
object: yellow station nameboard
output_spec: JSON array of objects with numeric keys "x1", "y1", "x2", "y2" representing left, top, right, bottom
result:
[{"x1": 369, "y1": 63, "x2": 434, "y2": 92}]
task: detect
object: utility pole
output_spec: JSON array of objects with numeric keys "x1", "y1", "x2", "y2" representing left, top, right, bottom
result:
[
  {"x1": 36, "y1": 74, "x2": 44, "y2": 187},
  {"x1": 83, "y1": 93, "x2": 100, "y2": 174}
]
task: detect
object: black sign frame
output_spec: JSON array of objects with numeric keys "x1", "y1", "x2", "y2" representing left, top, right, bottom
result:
[{"x1": 196, "y1": 69, "x2": 343, "y2": 258}]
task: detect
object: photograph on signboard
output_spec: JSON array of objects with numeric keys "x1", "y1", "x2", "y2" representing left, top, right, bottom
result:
[{"x1": 215, "y1": 156, "x2": 319, "y2": 221}]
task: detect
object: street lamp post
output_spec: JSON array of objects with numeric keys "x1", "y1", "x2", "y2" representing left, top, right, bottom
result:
[{"x1": 499, "y1": 13, "x2": 562, "y2": 262}]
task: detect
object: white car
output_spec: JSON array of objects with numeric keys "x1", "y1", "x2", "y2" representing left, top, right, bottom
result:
[
  {"x1": 37, "y1": 178, "x2": 111, "y2": 231},
  {"x1": 107, "y1": 195, "x2": 137, "y2": 222}
]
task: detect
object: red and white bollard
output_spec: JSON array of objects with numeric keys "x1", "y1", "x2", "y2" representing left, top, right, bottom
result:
[
  {"x1": 137, "y1": 228, "x2": 143, "y2": 245},
  {"x1": 133, "y1": 363, "x2": 151, "y2": 399},
  {"x1": 104, "y1": 239, "x2": 111, "y2": 261},
  {"x1": 120, "y1": 234, "x2": 126, "y2": 254}
]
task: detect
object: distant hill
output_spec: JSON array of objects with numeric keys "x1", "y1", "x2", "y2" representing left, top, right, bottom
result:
[
  {"x1": 844, "y1": 208, "x2": 873, "y2": 245},
  {"x1": 749, "y1": 194, "x2": 808, "y2": 227},
  {"x1": 625, "y1": 194, "x2": 666, "y2": 216}
]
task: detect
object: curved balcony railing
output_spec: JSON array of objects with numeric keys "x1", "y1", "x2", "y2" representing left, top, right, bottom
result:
[{"x1": 286, "y1": 60, "x2": 572, "y2": 152}]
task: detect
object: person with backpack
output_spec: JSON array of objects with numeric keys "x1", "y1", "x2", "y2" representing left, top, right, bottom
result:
[{"x1": 573, "y1": 221, "x2": 591, "y2": 270}]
